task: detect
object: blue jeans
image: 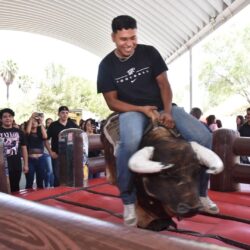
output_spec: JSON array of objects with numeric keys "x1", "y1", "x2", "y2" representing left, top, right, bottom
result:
[
  {"x1": 26, "y1": 154, "x2": 47, "y2": 189},
  {"x1": 52, "y1": 158, "x2": 60, "y2": 187},
  {"x1": 116, "y1": 106, "x2": 212, "y2": 204},
  {"x1": 171, "y1": 106, "x2": 212, "y2": 197},
  {"x1": 43, "y1": 153, "x2": 54, "y2": 187}
]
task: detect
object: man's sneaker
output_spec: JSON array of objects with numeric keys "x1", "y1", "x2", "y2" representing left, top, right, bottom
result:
[
  {"x1": 199, "y1": 196, "x2": 219, "y2": 214},
  {"x1": 123, "y1": 204, "x2": 137, "y2": 226}
]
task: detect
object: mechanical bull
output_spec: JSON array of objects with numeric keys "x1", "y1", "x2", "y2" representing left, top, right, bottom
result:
[{"x1": 101, "y1": 115, "x2": 223, "y2": 231}]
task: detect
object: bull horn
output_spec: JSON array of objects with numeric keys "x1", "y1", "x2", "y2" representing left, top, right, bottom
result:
[
  {"x1": 128, "y1": 146, "x2": 174, "y2": 173},
  {"x1": 190, "y1": 141, "x2": 224, "y2": 174}
]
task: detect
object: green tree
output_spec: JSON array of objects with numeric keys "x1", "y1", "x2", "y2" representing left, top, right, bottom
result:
[
  {"x1": 199, "y1": 24, "x2": 250, "y2": 107},
  {"x1": 45, "y1": 63, "x2": 66, "y2": 86},
  {"x1": 17, "y1": 75, "x2": 34, "y2": 93},
  {"x1": 35, "y1": 64, "x2": 110, "y2": 119},
  {"x1": 0, "y1": 59, "x2": 19, "y2": 101}
]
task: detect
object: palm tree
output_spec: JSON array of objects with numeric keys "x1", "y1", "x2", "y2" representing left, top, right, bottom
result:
[{"x1": 0, "y1": 59, "x2": 19, "y2": 101}]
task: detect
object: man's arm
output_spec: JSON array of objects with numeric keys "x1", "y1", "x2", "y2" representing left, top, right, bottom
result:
[
  {"x1": 156, "y1": 71, "x2": 175, "y2": 128},
  {"x1": 44, "y1": 140, "x2": 58, "y2": 159},
  {"x1": 103, "y1": 91, "x2": 159, "y2": 120},
  {"x1": 21, "y1": 145, "x2": 29, "y2": 173}
]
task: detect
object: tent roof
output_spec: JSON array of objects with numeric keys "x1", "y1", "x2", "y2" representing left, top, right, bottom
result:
[{"x1": 0, "y1": 0, "x2": 248, "y2": 63}]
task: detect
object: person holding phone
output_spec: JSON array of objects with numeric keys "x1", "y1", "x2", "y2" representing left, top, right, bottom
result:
[{"x1": 25, "y1": 112, "x2": 47, "y2": 189}]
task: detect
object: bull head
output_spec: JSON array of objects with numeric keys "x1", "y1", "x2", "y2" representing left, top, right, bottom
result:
[
  {"x1": 128, "y1": 125, "x2": 223, "y2": 223},
  {"x1": 129, "y1": 141, "x2": 224, "y2": 175}
]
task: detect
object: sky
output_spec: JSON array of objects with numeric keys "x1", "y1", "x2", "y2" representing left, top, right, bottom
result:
[
  {"x1": 0, "y1": 30, "x2": 101, "y2": 112},
  {"x1": 0, "y1": 4, "x2": 249, "y2": 126}
]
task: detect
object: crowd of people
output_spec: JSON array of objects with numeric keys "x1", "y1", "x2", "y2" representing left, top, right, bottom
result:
[
  {"x1": 190, "y1": 107, "x2": 250, "y2": 134},
  {"x1": 190, "y1": 107, "x2": 250, "y2": 164},
  {"x1": 0, "y1": 105, "x2": 102, "y2": 193}
]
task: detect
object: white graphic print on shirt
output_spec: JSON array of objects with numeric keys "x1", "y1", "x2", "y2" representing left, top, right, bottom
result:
[
  {"x1": 0, "y1": 132, "x2": 20, "y2": 156},
  {"x1": 115, "y1": 67, "x2": 150, "y2": 84}
]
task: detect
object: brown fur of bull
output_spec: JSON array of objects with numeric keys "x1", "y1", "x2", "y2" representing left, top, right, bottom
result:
[{"x1": 101, "y1": 121, "x2": 201, "y2": 231}]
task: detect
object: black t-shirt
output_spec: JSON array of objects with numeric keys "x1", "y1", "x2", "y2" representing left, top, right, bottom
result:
[
  {"x1": 47, "y1": 119, "x2": 78, "y2": 153},
  {"x1": 97, "y1": 44, "x2": 168, "y2": 110},
  {"x1": 0, "y1": 127, "x2": 27, "y2": 167},
  {"x1": 239, "y1": 123, "x2": 250, "y2": 137}
]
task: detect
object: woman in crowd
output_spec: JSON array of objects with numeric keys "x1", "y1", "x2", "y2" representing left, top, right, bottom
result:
[
  {"x1": 25, "y1": 112, "x2": 47, "y2": 189},
  {"x1": 44, "y1": 117, "x2": 54, "y2": 187},
  {"x1": 83, "y1": 118, "x2": 102, "y2": 179},
  {"x1": 206, "y1": 115, "x2": 218, "y2": 132},
  {"x1": 236, "y1": 115, "x2": 244, "y2": 131}
]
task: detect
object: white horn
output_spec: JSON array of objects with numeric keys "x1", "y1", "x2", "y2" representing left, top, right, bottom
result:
[
  {"x1": 190, "y1": 141, "x2": 224, "y2": 174},
  {"x1": 128, "y1": 146, "x2": 174, "y2": 174}
]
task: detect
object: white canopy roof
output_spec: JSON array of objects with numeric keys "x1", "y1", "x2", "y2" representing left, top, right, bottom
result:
[{"x1": 0, "y1": 0, "x2": 249, "y2": 63}]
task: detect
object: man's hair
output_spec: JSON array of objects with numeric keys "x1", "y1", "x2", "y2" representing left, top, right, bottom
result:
[
  {"x1": 58, "y1": 106, "x2": 69, "y2": 113},
  {"x1": 0, "y1": 108, "x2": 15, "y2": 119},
  {"x1": 112, "y1": 15, "x2": 137, "y2": 33},
  {"x1": 190, "y1": 107, "x2": 203, "y2": 120},
  {"x1": 246, "y1": 107, "x2": 250, "y2": 113}
]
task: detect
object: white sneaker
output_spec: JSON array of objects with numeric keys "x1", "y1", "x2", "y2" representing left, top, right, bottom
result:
[
  {"x1": 199, "y1": 196, "x2": 219, "y2": 214},
  {"x1": 123, "y1": 204, "x2": 137, "y2": 226}
]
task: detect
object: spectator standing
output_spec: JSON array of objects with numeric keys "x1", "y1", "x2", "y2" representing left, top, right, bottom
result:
[
  {"x1": 216, "y1": 119, "x2": 222, "y2": 128},
  {"x1": 0, "y1": 108, "x2": 29, "y2": 192},
  {"x1": 45, "y1": 106, "x2": 78, "y2": 186},
  {"x1": 79, "y1": 119, "x2": 85, "y2": 131},
  {"x1": 44, "y1": 117, "x2": 54, "y2": 187},
  {"x1": 190, "y1": 107, "x2": 203, "y2": 120},
  {"x1": 83, "y1": 118, "x2": 102, "y2": 179},
  {"x1": 45, "y1": 118, "x2": 53, "y2": 129},
  {"x1": 239, "y1": 108, "x2": 250, "y2": 137},
  {"x1": 190, "y1": 107, "x2": 211, "y2": 132},
  {"x1": 236, "y1": 115, "x2": 244, "y2": 131},
  {"x1": 239, "y1": 108, "x2": 250, "y2": 164},
  {"x1": 206, "y1": 115, "x2": 218, "y2": 132},
  {"x1": 25, "y1": 112, "x2": 47, "y2": 189}
]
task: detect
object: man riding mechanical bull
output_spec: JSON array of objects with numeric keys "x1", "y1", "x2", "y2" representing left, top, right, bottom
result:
[{"x1": 97, "y1": 15, "x2": 223, "y2": 228}]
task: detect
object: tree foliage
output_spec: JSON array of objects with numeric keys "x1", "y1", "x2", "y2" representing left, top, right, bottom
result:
[
  {"x1": 17, "y1": 75, "x2": 34, "y2": 93},
  {"x1": 199, "y1": 24, "x2": 250, "y2": 106},
  {"x1": 36, "y1": 63, "x2": 111, "y2": 119},
  {"x1": 0, "y1": 59, "x2": 19, "y2": 100}
]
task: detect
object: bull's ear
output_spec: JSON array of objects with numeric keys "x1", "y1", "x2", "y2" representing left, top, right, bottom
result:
[
  {"x1": 190, "y1": 142, "x2": 224, "y2": 174},
  {"x1": 128, "y1": 146, "x2": 174, "y2": 174}
]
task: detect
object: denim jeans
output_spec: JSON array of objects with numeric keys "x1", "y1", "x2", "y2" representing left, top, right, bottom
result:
[
  {"x1": 116, "y1": 106, "x2": 212, "y2": 204},
  {"x1": 26, "y1": 154, "x2": 47, "y2": 189},
  {"x1": 43, "y1": 153, "x2": 54, "y2": 187},
  {"x1": 171, "y1": 106, "x2": 212, "y2": 197},
  {"x1": 52, "y1": 158, "x2": 60, "y2": 187},
  {"x1": 117, "y1": 112, "x2": 149, "y2": 204}
]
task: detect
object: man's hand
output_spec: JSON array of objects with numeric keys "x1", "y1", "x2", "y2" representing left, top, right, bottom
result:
[
  {"x1": 159, "y1": 111, "x2": 175, "y2": 128},
  {"x1": 141, "y1": 106, "x2": 160, "y2": 121},
  {"x1": 50, "y1": 151, "x2": 58, "y2": 159},
  {"x1": 23, "y1": 165, "x2": 29, "y2": 174}
]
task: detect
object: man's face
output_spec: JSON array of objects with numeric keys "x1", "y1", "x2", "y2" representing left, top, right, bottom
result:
[
  {"x1": 1, "y1": 113, "x2": 14, "y2": 128},
  {"x1": 58, "y1": 110, "x2": 69, "y2": 122},
  {"x1": 112, "y1": 28, "x2": 137, "y2": 57}
]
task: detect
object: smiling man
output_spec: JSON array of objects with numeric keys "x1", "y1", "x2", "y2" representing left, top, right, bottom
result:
[{"x1": 97, "y1": 15, "x2": 218, "y2": 226}]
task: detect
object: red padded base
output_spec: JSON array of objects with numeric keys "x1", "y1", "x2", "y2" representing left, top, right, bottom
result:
[{"x1": 15, "y1": 178, "x2": 250, "y2": 249}]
